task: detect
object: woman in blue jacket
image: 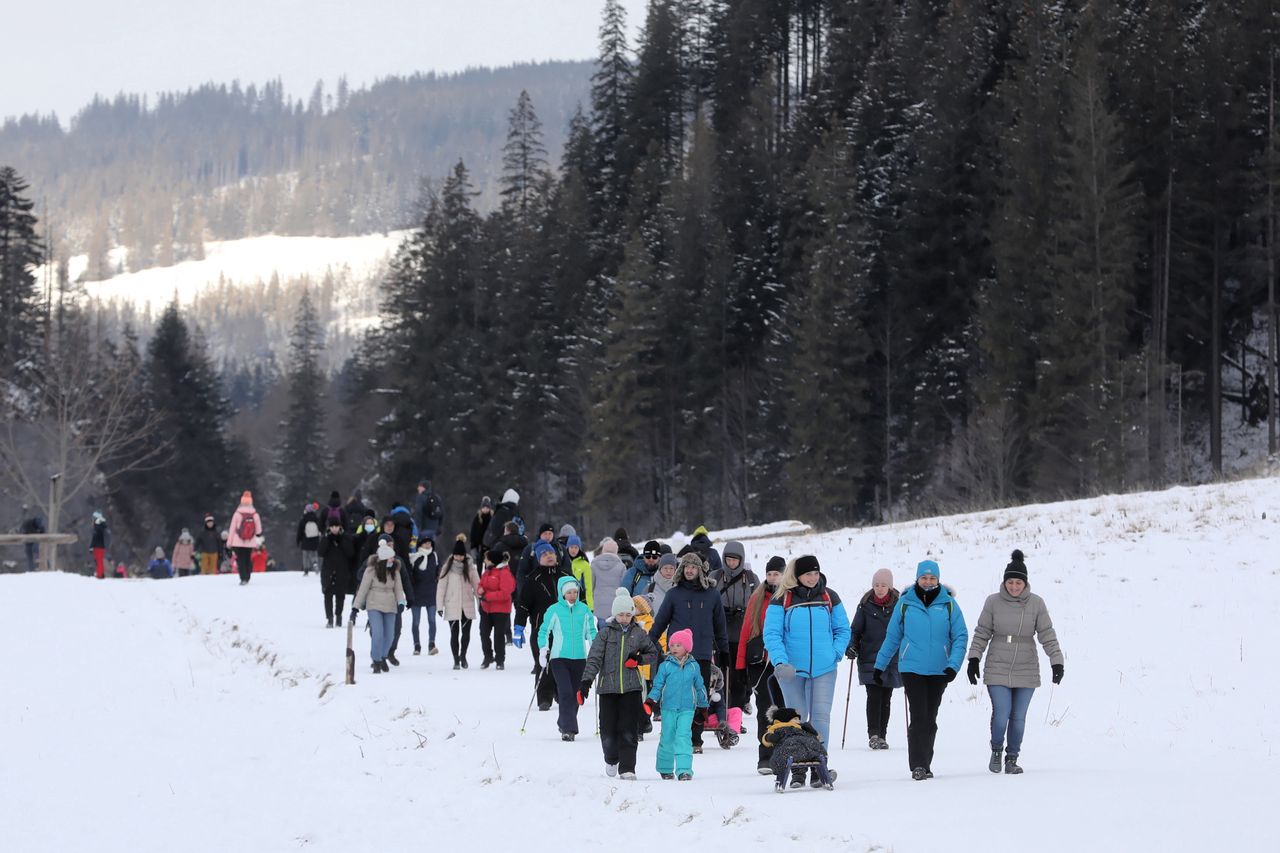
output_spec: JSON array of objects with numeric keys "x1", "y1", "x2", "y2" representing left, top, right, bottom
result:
[
  {"x1": 874, "y1": 559, "x2": 969, "y2": 781},
  {"x1": 762, "y1": 555, "x2": 850, "y2": 787}
]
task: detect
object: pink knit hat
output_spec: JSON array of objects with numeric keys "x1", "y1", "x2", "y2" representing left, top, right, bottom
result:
[
  {"x1": 873, "y1": 568, "x2": 894, "y2": 587},
  {"x1": 668, "y1": 628, "x2": 694, "y2": 654}
]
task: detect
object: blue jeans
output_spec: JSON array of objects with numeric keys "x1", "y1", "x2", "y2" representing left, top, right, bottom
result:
[
  {"x1": 988, "y1": 685, "x2": 1035, "y2": 755},
  {"x1": 367, "y1": 610, "x2": 397, "y2": 662},
  {"x1": 775, "y1": 669, "x2": 838, "y2": 746},
  {"x1": 410, "y1": 606, "x2": 437, "y2": 648}
]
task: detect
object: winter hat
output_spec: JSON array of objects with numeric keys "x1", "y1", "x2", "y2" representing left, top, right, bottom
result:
[
  {"x1": 92, "y1": 511, "x2": 105, "y2": 523},
  {"x1": 768, "y1": 707, "x2": 801, "y2": 724},
  {"x1": 534, "y1": 541, "x2": 557, "y2": 562},
  {"x1": 765, "y1": 555, "x2": 786, "y2": 574},
  {"x1": 502, "y1": 488, "x2": 520, "y2": 504},
  {"x1": 481, "y1": 495, "x2": 493, "y2": 509},
  {"x1": 795, "y1": 555, "x2": 821, "y2": 576},
  {"x1": 668, "y1": 628, "x2": 694, "y2": 654},
  {"x1": 566, "y1": 534, "x2": 583, "y2": 551},
  {"x1": 329, "y1": 490, "x2": 341, "y2": 503},
  {"x1": 452, "y1": 538, "x2": 468, "y2": 557},
  {"x1": 600, "y1": 537, "x2": 619, "y2": 554},
  {"x1": 678, "y1": 552, "x2": 705, "y2": 572},
  {"x1": 632, "y1": 595, "x2": 652, "y2": 616},
  {"x1": 558, "y1": 524, "x2": 577, "y2": 540},
  {"x1": 204, "y1": 514, "x2": 214, "y2": 524},
  {"x1": 657, "y1": 553, "x2": 679, "y2": 570},
  {"x1": 642, "y1": 540, "x2": 662, "y2": 558},
  {"x1": 240, "y1": 491, "x2": 253, "y2": 505},
  {"x1": 611, "y1": 587, "x2": 635, "y2": 617},
  {"x1": 917, "y1": 559, "x2": 941, "y2": 580},
  {"x1": 538, "y1": 523, "x2": 556, "y2": 536},
  {"x1": 693, "y1": 525, "x2": 709, "y2": 538},
  {"x1": 872, "y1": 568, "x2": 894, "y2": 587},
  {"x1": 489, "y1": 545, "x2": 508, "y2": 563},
  {"x1": 614, "y1": 527, "x2": 629, "y2": 542},
  {"x1": 723, "y1": 541, "x2": 745, "y2": 562},
  {"x1": 153, "y1": 546, "x2": 165, "y2": 559},
  {"x1": 378, "y1": 533, "x2": 395, "y2": 544},
  {"x1": 179, "y1": 528, "x2": 193, "y2": 543},
  {"x1": 1004, "y1": 550, "x2": 1028, "y2": 583}
]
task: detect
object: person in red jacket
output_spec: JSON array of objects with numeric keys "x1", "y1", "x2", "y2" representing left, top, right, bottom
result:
[
  {"x1": 477, "y1": 546, "x2": 516, "y2": 670},
  {"x1": 736, "y1": 555, "x2": 785, "y2": 775}
]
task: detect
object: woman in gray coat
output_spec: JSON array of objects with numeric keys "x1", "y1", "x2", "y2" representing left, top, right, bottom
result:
[{"x1": 966, "y1": 550, "x2": 1064, "y2": 774}]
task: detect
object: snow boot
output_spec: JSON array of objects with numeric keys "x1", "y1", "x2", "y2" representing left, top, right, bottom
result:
[
  {"x1": 912, "y1": 767, "x2": 929, "y2": 781},
  {"x1": 387, "y1": 653, "x2": 399, "y2": 667},
  {"x1": 715, "y1": 724, "x2": 739, "y2": 750},
  {"x1": 371, "y1": 661, "x2": 381, "y2": 674},
  {"x1": 757, "y1": 764, "x2": 774, "y2": 776},
  {"x1": 428, "y1": 644, "x2": 438, "y2": 655},
  {"x1": 774, "y1": 778, "x2": 786, "y2": 793},
  {"x1": 811, "y1": 767, "x2": 837, "y2": 789},
  {"x1": 453, "y1": 661, "x2": 461, "y2": 671},
  {"x1": 660, "y1": 773, "x2": 675, "y2": 780},
  {"x1": 619, "y1": 772, "x2": 636, "y2": 781},
  {"x1": 677, "y1": 773, "x2": 692, "y2": 781},
  {"x1": 692, "y1": 744, "x2": 703, "y2": 755},
  {"x1": 606, "y1": 763, "x2": 618, "y2": 777},
  {"x1": 989, "y1": 748, "x2": 1003, "y2": 774},
  {"x1": 379, "y1": 660, "x2": 390, "y2": 673},
  {"x1": 561, "y1": 732, "x2": 575, "y2": 742},
  {"x1": 481, "y1": 656, "x2": 493, "y2": 669},
  {"x1": 326, "y1": 617, "x2": 334, "y2": 629},
  {"x1": 335, "y1": 613, "x2": 342, "y2": 627},
  {"x1": 538, "y1": 701, "x2": 552, "y2": 712},
  {"x1": 1004, "y1": 755, "x2": 1023, "y2": 775},
  {"x1": 790, "y1": 767, "x2": 808, "y2": 788},
  {"x1": 413, "y1": 644, "x2": 421, "y2": 656},
  {"x1": 496, "y1": 662, "x2": 505, "y2": 671},
  {"x1": 460, "y1": 658, "x2": 468, "y2": 669}
]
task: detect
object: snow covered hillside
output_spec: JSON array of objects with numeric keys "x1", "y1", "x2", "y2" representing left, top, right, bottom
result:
[{"x1": 5, "y1": 479, "x2": 1277, "y2": 852}]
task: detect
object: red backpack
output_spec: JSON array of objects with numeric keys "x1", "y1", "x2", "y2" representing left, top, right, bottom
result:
[{"x1": 237, "y1": 512, "x2": 257, "y2": 541}]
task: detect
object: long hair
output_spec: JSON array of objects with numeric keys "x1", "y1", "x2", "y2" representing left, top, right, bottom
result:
[
  {"x1": 772, "y1": 558, "x2": 801, "y2": 601},
  {"x1": 744, "y1": 582, "x2": 772, "y2": 642},
  {"x1": 374, "y1": 559, "x2": 389, "y2": 584}
]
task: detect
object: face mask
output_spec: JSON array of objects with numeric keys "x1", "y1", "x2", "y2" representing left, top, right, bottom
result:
[
  {"x1": 364, "y1": 523, "x2": 375, "y2": 533},
  {"x1": 422, "y1": 546, "x2": 432, "y2": 554},
  {"x1": 376, "y1": 543, "x2": 394, "y2": 561}
]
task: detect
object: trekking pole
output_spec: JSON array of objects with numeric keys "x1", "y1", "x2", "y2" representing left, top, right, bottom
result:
[
  {"x1": 520, "y1": 664, "x2": 548, "y2": 734},
  {"x1": 840, "y1": 659, "x2": 854, "y2": 750},
  {"x1": 1043, "y1": 684, "x2": 1057, "y2": 725}
]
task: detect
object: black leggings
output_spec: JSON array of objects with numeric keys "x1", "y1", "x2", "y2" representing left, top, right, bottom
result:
[
  {"x1": 324, "y1": 593, "x2": 345, "y2": 621},
  {"x1": 749, "y1": 663, "x2": 779, "y2": 767},
  {"x1": 902, "y1": 673, "x2": 948, "y2": 771},
  {"x1": 234, "y1": 547, "x2": 252, "y2": 582},
  {"x1": 449, "y1": 617, "x2": 472, "y2": 662},
  {"x1": 865, "y1": 684, "x2": 894, "y2": 738}
]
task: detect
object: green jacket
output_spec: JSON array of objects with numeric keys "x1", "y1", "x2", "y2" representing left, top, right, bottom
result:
[
  {"x1": 538, "y1": 575, "x2": 599, "y2": 660},
  {"x1": 569, "y1": 553, "x2": 594, "y2": 611},
  {"x1": 582, "y1": 618, "x2": 660, "y2": 694}
]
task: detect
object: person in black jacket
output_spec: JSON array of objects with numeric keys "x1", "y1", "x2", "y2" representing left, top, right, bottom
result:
[
  {"x1": 648, "y1": 552, "x2": 730, "y2": 752},
  {"x1": 848, "y1": 568, "x2": 903, "y2": 749},
  {"x1": 514, "y1": 542, "x2": 570, "y2": 709},
  {"x1": 195, "y1": 514, "x2": 221, "y2": 575},
  {"x1": 482, "y1": 488, "x2": 522, "y2": 551},
  {"x1": 351, "y1": 512, "x2": 379, "y2": 595},
  {"x1": 296, "y1": 503, "x2": 322, "y2": 575},
  {"x1": 344, "y1": 490, "x2": 371, "y2": 534},
  {"x1": 408, "y1": 536, "x2": 441, "y2": 654},
  {"x1": 516, "y1": 523, "x2": 557, "y2": 597},
  {"x1": 318, "y1": 519, "x2": 355, "y2": 627},
  {"x1": 469, "y1": 496, "x2": 493, "y2": 562}
]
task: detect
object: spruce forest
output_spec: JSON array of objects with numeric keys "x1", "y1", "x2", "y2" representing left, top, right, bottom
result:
[{"x1": 2, "y1": 0, "x2": 1279, "y2": 566}]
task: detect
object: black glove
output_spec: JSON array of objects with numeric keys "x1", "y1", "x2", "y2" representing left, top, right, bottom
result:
[
  {"x1": 944, "y1": 667, "x2": 957, "y2": 683},
  {"x1": 397, "y1": 603, "x2": 405, "y2": 614},
  {"x1": 349, "y1": 609, "x2": 358, "y2": 624},
  {"x1": 873, "y1": 668, "x2": 884, "y2": 686},
  {"x1": 1052, "y1": 663, "x2": 1064, "y2": 684},
  {"x1": 967, "y1": 658, "x2": 980, "y2": 685},
  {"x1": 627, "y1": 650, "x2": 644, "y2": 663},
  {"x1": 845, "y1": 643, "x2": 857, "y2": 661},
  {"x1": 579, "y1": 681, "x2": 591, "y2": 700}
]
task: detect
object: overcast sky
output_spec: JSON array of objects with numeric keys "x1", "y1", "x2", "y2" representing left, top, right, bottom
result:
[{"x1": 3, "y1": 0, "x2": 649, "y2": 123}]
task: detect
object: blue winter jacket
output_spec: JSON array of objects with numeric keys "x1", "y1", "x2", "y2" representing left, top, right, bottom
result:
[
  {"x1": 875, "y1": 584, "x2": 968, "y2": 676},
  {"x1": 762, "y1": 576, "x2": 851, "y2": 680},
  {"x1": 650, "y1": 653, "x2": 709, "y2": 712},
  {"x1": 620, "y1": 562, "x2": 656, "y2": 598},
  {"x1": 537, "y1": 575, "x2": 599, "y2": 660}
]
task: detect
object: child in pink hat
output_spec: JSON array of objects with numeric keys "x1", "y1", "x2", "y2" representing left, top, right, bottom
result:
[{"x1": 646, "y1": 628, "x2": 708, "y2": 780}]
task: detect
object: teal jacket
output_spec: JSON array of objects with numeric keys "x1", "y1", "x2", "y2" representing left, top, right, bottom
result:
[
  {"x1": 875, "y1": 584, "x2": 968, "y2": 676},
  {"x1": 538, "y1": 575, "x2": 599, "y2": 660},
  {"x1": 650, "y1": 653, "x2": 709, "y2": 712}
]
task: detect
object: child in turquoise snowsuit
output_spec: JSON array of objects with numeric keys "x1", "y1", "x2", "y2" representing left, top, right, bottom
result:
[{"x1": 646, "y1": 628, "x2": 708, "y2": 779}]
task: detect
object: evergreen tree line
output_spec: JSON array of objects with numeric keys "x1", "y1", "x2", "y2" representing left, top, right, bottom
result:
[
  {"x1": 362, "y1": 0, "x2": 1280, "y2": 534},
  {"x1": 0, "y1": 62, "x2": 592, "y2": 274}
]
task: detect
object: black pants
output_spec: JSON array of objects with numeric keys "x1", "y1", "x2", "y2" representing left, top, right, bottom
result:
[
  {"x1": 479, "y1": 612, "x2": 510, "y2": 664},
  {"x1": 388, "y1": 612, "x2": 404, "y2": 657},
  {"x1": 599, "y1": 691, "x2": 643, "y2": 773},
  {"x1": 748, "y1": 662, "x2": 779, "y2": 767},
  {"x1": 902, "y1": 673, "x2": 948, "y2": 771},
  {"x1": 324, "y1": 593, "x2": 346, "y2": 622},
  {"x1": 725, "y1": 644, "x2": 750, "y2": 709},
  {"x1": 692, "y1": 658, "x2": 712, "y2": 746},
  {"x1": 449, "y1": 617, "x2": 472, "y2": 663},
  {"x1": 550, "y1": 658, "x2": 586, "y2": 734},
  {"x1": 234, "y1": 547, "x2": 252, "y2": 582},
  {"x1": 866, "y1": 684, "x2": 894, "y2": 738}
]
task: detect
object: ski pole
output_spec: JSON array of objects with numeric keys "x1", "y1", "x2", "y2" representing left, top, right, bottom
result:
[
  {"x1": 520, "y1": 662, "x2": 548, "y2": 734},
  {"x1": 1043, "y1": 684, "x2": 1056, "y2": 724},
  {"x1": 840, "y1": 658, "x2": 854, "y2": 750}
]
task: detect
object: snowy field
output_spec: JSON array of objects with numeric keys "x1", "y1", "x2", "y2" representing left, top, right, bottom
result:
[{"x1": 4, "y1": 478, "x2": 1277, "y2": 852}]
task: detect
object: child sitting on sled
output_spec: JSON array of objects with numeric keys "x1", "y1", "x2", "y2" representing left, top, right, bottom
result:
[{"x1": 761, "y1": 706, "x2": 834, "y2": 791}]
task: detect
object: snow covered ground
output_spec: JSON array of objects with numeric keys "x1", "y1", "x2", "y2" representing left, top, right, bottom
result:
[{"x1": 4, "y1": 478, "x2": 1277, "y2": 852}]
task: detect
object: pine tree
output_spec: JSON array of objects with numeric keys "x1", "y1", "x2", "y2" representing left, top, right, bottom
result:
[
  {"x1": 278, "y1": 288, "x2": 330, "y2": 514},
  {"x1": 500, "y1": 90, "x2": 551, "y2": 222},
  {"x1": 0, "y1": 166, "x2": 44, "y2": 377}
]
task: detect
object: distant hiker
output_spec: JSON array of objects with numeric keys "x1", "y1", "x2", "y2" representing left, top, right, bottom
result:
[
  {"x1": 580, "y1": 589, "x2": 659, "y2": 779},
  {"x1": 171, "y1": 529, "x2": 196, "y2": 577},
  {"x1": 469, "y1": 495, "x2": 493, "y2": 562},
  {"x1": 438, "y1": 537, "x2": 480, "y2": 669},
  {"x1": 19, "y1": 510, "x2": 44, "y2": 573},
  {"x1": 687, "y1": 525, "x2": 722, "y2": 573},
  {"x1": 351, "y1": 534, "x2": 407, "y2": 674},
  {"x1": 538, "y1": 575, "x2": 598, "y2": 741},
  {"x1": 147, "y1": 546, "x2": 174, "y2": 579},
  {"x1": 875, "y1": 559, "x2": 969, "y2": 781},
  {"x1": 848, "y1": 568, "x2": 902, "y2": 750},
  {"x1": 296, "y1": 503, "x2": 322, "y2": 575},
  {"x1": 966, "y1": 550, "x2": 1064, "y2": 776},
  {"x1": 196, "y1": 514, "x2": 220, "y2": 575},
  {"x1": 737, "y1": 555, "x2": 785, "y2": 774},
  {"x1": 647, "y1": 628, "x2": 708, "y2": 780},
  {"x1": 492, "y1": 521, "x2": 528, "y2": 593},
  {"x1": 407, "y1": 536, "x2": 440, "y2": 655},
  {"x1": 517, "y1": 523, "x2": 557, "y2": 596},
  {"x1": 621, "y1": 540, "x2": 663, "y2": 597},
  {"x1": 477, "y1": 546, "x2": 516, "y2": 669},
  {"x1": 352, "y1": 513, "x2": 378, "y2": 582},
  {"x1": 226, "y1": 492, "x2": 264, "y2": 586},
  {"x1": 343, "y1": 491, "x2": 370, "y2": 534},
  {"x1": 414, "y1": 480, "x2": 444, "y2": 541},
  {"x1": 612, "y1": 527, "x2": 640, "y2": 567},
  {"x1": 590, "y1": 538, "x2": 629, "y2": 628},
  {"x1": 90, "y1": 511, "x2": 110, "y2": 579},
  {"x1": 251, "y1": 543, "x2": 269, "y2": 574},
  {"x1": 565, "y1": 535, "x2": 593, "y2": 610},
  {"x1": 762, "y1": 554, "x2": 850, "y2": 784},
  {"x1": 482, "y1": 488, "x2": 523, "y2": 553},
  {"x1": 319, "y1": 516, "x2": 355, "y2": 628}
]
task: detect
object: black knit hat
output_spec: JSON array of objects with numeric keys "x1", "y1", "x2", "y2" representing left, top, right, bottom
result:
[
  {"x1": 452, "y1": 539, "x2": 468, "y2": 557},
  {"x1": 1004, "y1": 549, "x2": 1028, "y2": 583},
  {"x1": 795, "y1": 555, "x2": 821, "y2": 575},
  {"x1": 765, "y1": 555, "x2": 786, "y2": 574},
  {"x1": 642, "y1": 540, "x2": 662, "y2": 558},
  {"x1": 538, "y1": 522, "x2": 555, "y2": 536}
]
